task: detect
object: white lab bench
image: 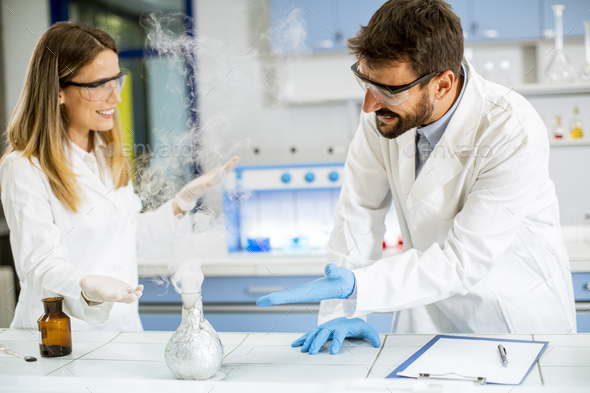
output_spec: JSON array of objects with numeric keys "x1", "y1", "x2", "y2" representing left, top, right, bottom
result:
[{"x1": 1, "y1": 329, "x2": 589, "y2": 392}]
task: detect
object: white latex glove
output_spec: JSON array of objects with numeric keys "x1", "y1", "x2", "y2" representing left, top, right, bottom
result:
[
  {"x1": 80, "y1": 275, "x2": 144, "y2": 304},
  {"x1": 172, "y1": 156, "x2": 239, "y2": 213}
]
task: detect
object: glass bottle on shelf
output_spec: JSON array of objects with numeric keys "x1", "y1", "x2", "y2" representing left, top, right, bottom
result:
[
  {"x1": 553, "y1": 115, "x2": 564, "y2": 139},
  {"x1": 37, "y1": 297, "x2": 72, "y2": 357},
  {"x1": 569, "y1": 106, "x2": 583, "y2": 139},
  {"x1": 499, "y1": 60, "x2": 513, "y2": 87},
  {"x1": 545, "y1": 5, "x2": 576, "y2": 83},
  {"x1": 581, "y1": 21, "x2": 590, "y2": 82},
  {"x1": 483, "y1": 61, "x2": 495, "y2": 82}
]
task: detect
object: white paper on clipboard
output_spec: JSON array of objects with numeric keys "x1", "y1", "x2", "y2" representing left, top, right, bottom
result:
[{"x1": 396, "y1": 336, "x2": 547, "y2": 385}]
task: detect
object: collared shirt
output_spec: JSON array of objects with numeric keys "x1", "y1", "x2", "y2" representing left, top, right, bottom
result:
[
  {"x1": 415, "y1": 64, "x2": 467, "y2": 179},
  {"x1": 68, "y1": 133, "x2": 108, "y2": 185}
]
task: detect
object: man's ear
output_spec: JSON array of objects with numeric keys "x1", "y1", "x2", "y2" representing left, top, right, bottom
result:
[{"x1": 433, "y1": 70, "x2": 456, "y2": 101}]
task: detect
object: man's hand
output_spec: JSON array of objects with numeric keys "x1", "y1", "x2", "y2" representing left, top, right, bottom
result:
[
  {"x1": 292, "y1": 317, "x2": 381, "y2": 355},
  {"x1": 256, "y1": 263, "x2": 355, "y2": 306}
]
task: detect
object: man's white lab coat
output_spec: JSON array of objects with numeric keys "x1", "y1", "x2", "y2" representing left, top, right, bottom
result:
[{"x1": 319, "y1": 59, "x2": 577, "y2": 334}]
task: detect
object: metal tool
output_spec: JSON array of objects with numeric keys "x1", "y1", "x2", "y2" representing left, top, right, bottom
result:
[{"x1": 0, "y1": 344, "x2": 37, "y2": 362}]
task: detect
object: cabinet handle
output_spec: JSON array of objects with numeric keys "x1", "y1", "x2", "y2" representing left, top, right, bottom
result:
[
  {"x1": 246, "y1": 286, "x2": 287, "y2": 294},
  {"x1": 477, "y1": 29, "x2": 499, "y2": 38}
]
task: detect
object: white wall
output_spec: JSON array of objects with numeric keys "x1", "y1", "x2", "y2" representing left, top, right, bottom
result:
[
  {"x1": 0, "y1": 0, "x2": 50, "y2": 132},
  {"x1": 194, "y1": 0, "x2": 354, "y2": 166}
]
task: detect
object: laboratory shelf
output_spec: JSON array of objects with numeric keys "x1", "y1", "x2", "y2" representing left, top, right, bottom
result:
[
  {"x1": 548, "y1": 140, "x2": 590, "y2": 147},
  {"x1": 514, "y1": 83, "x2": 590, "y2": 97}
]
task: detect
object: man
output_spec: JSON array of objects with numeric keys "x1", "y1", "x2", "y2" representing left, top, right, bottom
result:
[{"x1": 257, "y1": 0, "x2": 576, "y2": 355}]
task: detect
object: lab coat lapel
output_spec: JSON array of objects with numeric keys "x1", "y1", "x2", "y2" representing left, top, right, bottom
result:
[
  {"x1": 396, "y1": 129, "x2": 416, "y2": 198},
  {"x1": 406, "y1": 59, "x2": 485, "y2": 211},
  {"x1": 68, "y1": 149, "x2": 118, "y2": 209}
]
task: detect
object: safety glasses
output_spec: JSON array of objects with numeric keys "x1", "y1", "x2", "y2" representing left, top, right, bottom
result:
[
  {"x1": 351, "y1": 61, "x2": 437, "y2": 106},
  {"x1": 62, "y1": 70, "x2": 127, "y2": 102}
]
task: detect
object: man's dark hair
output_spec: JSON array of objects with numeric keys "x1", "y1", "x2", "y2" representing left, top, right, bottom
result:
[{"x1": 348, "y1": 0, "x2": 464, "y2": 86}]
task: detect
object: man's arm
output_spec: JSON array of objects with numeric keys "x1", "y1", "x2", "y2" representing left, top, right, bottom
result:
[
  {"x1": 349, "y1": 123, "x2": 548, "y2": 316},
  {"x1": 319, "y1": 111, "x2": 393, "y2": 324}
]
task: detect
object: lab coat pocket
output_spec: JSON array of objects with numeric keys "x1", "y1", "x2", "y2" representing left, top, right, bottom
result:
[
  {"x1": 500, "y1": 273, "x2": 572, "y2": 334},
  {"x1": 436, "y1": 218, "x2": 455, "y2": 245}
]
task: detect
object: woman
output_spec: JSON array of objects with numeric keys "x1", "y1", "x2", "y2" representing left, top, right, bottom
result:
[{"x1": 0, "y1": 21, "x2": 237, "y2": 330}]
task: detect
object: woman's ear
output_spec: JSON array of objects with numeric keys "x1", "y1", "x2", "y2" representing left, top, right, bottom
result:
[{"x1": 59, "y1": 89, "x2": 64, "y2": 105}]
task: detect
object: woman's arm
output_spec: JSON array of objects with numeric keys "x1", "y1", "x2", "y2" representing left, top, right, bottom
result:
[{"x1": 0, "y1": 154, "x2": 114, "y2": 325}]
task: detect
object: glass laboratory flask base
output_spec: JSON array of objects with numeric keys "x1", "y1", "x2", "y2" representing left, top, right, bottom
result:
[
  {"x1": 165, "y1": 292, "x2": 224, "y2": 380},
  {"x1": 39, "y1": 344, "x2": 72, "y2": 357},
  {"x1": 37, "y1": 297, "x2": 72, "y2": 358}
]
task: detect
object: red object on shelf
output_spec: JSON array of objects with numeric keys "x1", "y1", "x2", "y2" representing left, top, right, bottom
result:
[{"x1": 383, "y1": 241, "x2": 387, "y2": 249}]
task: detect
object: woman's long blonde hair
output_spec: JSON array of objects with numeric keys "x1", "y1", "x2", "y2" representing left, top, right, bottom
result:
[{"x1": 1, "y1": 21, "x2": 130, "y2": 212}]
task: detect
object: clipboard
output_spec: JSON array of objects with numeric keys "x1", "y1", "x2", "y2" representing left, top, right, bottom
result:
[{"x1": 386, "y1": 335, "x2": 548, "y2": 385}]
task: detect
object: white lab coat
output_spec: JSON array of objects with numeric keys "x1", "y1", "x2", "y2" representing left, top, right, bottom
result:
[
  {"x1": 319, "y1": 59, "x2": 577, "y2": 334},
  {"x1": 0, "y1": 137, "x2": 190, "y2": 330}
]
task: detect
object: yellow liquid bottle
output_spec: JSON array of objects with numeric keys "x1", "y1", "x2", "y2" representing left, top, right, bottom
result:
[{"x1": 569, "y1": 106, "x2": 583, "y2": 139}]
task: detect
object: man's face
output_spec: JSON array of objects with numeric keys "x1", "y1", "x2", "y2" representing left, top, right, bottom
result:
[{"x1": 359, "y1": 60, "x2": 436, "y2": 139}]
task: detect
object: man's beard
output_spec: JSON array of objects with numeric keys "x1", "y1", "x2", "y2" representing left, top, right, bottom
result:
[{"x1": 374, "y1": 91, "x2": 435, "y2": 139}]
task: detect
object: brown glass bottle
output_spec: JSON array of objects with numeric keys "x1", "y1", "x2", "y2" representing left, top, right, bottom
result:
[{"x1": 37, "y1": 297, "x2": 72, "y2": 357}]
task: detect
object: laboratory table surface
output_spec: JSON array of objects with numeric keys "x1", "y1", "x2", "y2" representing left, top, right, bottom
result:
[{"x1": 1, "y1": 330, "x2": 590, "y2": 392}]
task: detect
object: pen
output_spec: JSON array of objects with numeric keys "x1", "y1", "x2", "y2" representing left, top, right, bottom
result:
[{"x1": 498, "y1": 344, "x2": 508, "y2": 367}]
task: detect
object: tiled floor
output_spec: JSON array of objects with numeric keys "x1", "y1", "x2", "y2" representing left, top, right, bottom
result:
[{"x1": 1, "y1": 329, "x2": 590, "y2": 390}]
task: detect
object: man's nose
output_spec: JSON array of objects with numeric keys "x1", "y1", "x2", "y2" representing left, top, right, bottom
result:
[{"x1": 362, "y1": 90, "x2": 381, "y2": 113}]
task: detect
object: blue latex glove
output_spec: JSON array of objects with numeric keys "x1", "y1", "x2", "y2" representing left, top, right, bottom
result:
[
  {"x1": 256, "y1": 263, "x2": 355, "y2": 306},
  {"x1": 292, "y1": 317, "x2": 381, "y2": 355}
]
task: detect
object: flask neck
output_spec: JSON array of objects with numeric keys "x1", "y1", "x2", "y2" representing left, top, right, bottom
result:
[
  {"x1": 42, "y1": 297, "x2": 63, "y2": 313},
  {"x1": 553, "y1": 8, "x2": 564, "y2": 51},
  {"x1": 181, "y1": 292, "x2": 202, "y2": 310}
]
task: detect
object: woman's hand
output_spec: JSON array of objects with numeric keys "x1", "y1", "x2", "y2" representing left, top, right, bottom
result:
[
  {"x1": 172, "y1": 156, "x2": 239, "y2": 215},
  {"x1": 80, "y1": 275, "x2": 144, "y2": 304}
]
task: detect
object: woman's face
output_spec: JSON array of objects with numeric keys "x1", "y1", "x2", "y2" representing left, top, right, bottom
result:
[{"x1": 59, "y1": 49, "x2": 122, "y2": 134}]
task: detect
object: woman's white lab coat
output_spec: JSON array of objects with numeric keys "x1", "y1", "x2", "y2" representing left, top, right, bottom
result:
[
  {"x1": 0, "y1": 137, "x2": 190, "y2": 330},
  {"x1": 319, "y1": 59, "x2": 577, "y2": 334}
]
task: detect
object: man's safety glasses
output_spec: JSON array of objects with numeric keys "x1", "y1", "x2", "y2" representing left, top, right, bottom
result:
[
  {"x1": 62, "y1": 70, "x2": 127, "y2": 102},
  {"x1": 351, "y1": 61, "x2": 437, "y2": 106}
]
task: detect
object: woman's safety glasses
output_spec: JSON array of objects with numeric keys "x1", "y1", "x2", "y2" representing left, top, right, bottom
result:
[
  {"x1": 351, "y1": 61, "x2": 437, "y2": 106},
  {"x1": 62, "y1": 70, "x2": 127, "y2": 102}
]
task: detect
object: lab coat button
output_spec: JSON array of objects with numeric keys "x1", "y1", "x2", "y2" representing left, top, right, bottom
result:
[{"x1": 444, "y1": 325, "x2": 452, "y2": 332}]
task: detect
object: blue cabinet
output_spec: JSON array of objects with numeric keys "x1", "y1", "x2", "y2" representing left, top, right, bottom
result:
[
  {"x1": 572, "y1": 273, "x2": 590, "y2": 302},
  {"x1": 139, "y1": 276, "x2": 393, "y2": 333},
  {"x1": 337, "y1": 0, "x2": 388, "y2": 49},
  {"x1": 140, "y1": 309, "x2": 393, "y2": 333},
  {"x1": 271, "y1": 0, "x2": 589, "y2": 54},
  {"x1": 447, "y1": 0, "x2": 471, "y2": 39},
  {"x1": 471, "y1": 0, "x2": 541, "y2": 41},
  {"x1": 577, "y1": 311, "x2": 590, "y2": 333},
  {"x1": 270, "y1": 0, "x2": 386, "y2": 53},
  {"x1": 542, "y1": 0, "x2": 590, "y2": 38},
  {"x1": 271, "y1": 0, "x2": 335, "y2": 53},
  {"x1": 572, "y1": 272, "x2": 590, "y2": 333}
]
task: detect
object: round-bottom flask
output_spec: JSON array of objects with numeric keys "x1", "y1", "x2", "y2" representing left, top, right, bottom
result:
[{"x1": 165, "y1": 292, "x2": 223, "y2": 380}]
